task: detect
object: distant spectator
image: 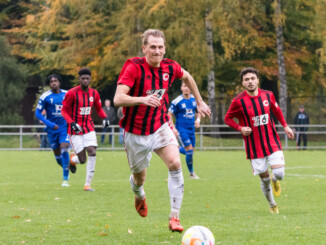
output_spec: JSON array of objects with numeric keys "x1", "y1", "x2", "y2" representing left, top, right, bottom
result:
[
  {"x1": 117, "y1": 107, "x2": 124, "y2": 144},
  {"x1": 101, "y1": 99, "x2": 116, "y2": 145},
  {"x1": 294, "y1": 105, "x2": 309, "y2": 150}
]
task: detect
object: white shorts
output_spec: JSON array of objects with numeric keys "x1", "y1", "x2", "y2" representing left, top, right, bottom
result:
[
  {"x1": 250, "y1": 151, "x2": 285, "y2": 175},
  {"x1": 70, "y1": 131, "x2": 98, "y2": 154},
  {"x1": 124, "y1": 123, "x2": 178, "y2": 173}
]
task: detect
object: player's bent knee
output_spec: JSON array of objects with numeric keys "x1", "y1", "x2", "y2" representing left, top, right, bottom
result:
[
  {"x1": 272, "y1": 167, "x2": 285, "y2": 180},
  {"x1": 168, "y1": 159, "x2": 182, "y2": 171}
]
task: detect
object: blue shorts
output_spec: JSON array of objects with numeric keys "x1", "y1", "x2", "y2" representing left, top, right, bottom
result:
[
  {"x1": 179, "y1": 129, "x2": 196, "y2": 148},
  {"x1": 47, "y1": 126, "x2": 69, "y2": 150}
]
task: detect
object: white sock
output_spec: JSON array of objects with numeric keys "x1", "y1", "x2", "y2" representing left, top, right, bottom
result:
[
  {"x1": 72, "y1": 155, "x2": 80, "y2": 164},
  {"x1": 272, "y1": 167, "x2": 285, "y2": 181},
  {"x1": 129, "y1": 175, "x2": 145, "y2": 200},
  {"x1": 85, "y1": 156, "x2": 96, "y2": 186},
  {"x1": 168, "y1": 169, "x2": 184, "y2": 219},
  {"x1": 260, "y1": 177, "x2": 276, "y2": 207}
]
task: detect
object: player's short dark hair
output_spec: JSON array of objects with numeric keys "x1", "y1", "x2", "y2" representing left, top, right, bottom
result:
[
  {"x1": 46, "y1": 74, "x2": 62, "y2": 85},
  {"x1": 239, "y1": 67, "x2": 259, "y2": 82},
  {"x1": 78, "y1": 68, "x2": 91, "y2": 76}
]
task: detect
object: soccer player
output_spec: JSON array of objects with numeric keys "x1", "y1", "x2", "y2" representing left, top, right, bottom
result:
[
  {"x1": 35, "y1": 74, "x2": 70, "y2": 187},
  {"x1": 224, "y1": 67, "x2": 294, "y2": 214},
  {"x1": 61, "y1": 68, "x2": 110, "y2": 191},
  {"x1": 114, "y1": 29, "x2": 211, "y2": 232},
  {"x1": 168, "y1": 82, "x2": 201, "y2": 179}
]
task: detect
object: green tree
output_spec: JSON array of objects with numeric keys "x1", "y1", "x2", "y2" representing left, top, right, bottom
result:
[{"x1": 0, "y1": 36, "x2": 26, "y2": 124}]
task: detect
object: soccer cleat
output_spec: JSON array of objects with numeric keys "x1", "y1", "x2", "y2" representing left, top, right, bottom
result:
[
  {"x1": 83, "y1": 185, "x2": 95, "y2": 191},
  {"x1": 69, "y1": 153, "x2": 77, "y2": 174},
  {"x1": 169, "y1": 217, "x2": 184, "y2": 232},
  {"x1": 61, "y1": 180, "x2": 69, "y2": 187},
  {"x1": 270, "y1": 173, "x2": 281, "y2": 197},
  {"x1": 190, "y1": 172, "x2": 200, "y2": 179},
  {"x1": 135, "y1": 197, "x2": 148, "y2": 217},
  {"x1": 270, "y1": 205, "x2": 279, "y2": 214}
]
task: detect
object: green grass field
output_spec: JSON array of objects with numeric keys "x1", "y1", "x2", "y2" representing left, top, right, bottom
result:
[{"x1": 1, "y1": 150, "x2": 326, "y2": 244}]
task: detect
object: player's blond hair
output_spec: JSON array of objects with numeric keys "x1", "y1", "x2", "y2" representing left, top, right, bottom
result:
[{"x1": 141, "y1": 29, "x2": 166, "y2": 46}]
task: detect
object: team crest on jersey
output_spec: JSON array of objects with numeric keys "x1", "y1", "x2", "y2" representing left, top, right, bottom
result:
[
  {"x1": 263, "y1": 100, "x2": 269, "y2": 107},
  {"x1": 90, "y1": 97, "x2": 94, "y2": 102},
  {"x1": 163, "y1": 73, "x2": 169, "y2": 81},
  {"x1": 192, "y1": 101, "x2": 196, "y2": 107},
  {"x1": 181, "y1": 103, "x2": 186, "y2": 108}
]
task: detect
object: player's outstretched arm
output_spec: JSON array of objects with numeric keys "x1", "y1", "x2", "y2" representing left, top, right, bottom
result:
[
  {"x1": 181, "y1": 70, "x2": 211, "y2": 118},
  {"x1": 35, "y1": 108, "x2": 57, "y2": 129},
  {"x1": 114, "y1": 84, "x2": 160, "y2": 107}
]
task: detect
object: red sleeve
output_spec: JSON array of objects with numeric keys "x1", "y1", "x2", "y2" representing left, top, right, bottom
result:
[
  {"x1": 224, "y1": 99, "x2": 242, "y2": 132},
  {"x1": 117, "y1": 60, "x2": 137, "y2": 88},
  {"x1": 174, "y1": 62, "x2": 184, "y2": 79},
  {"x1": 270, "y1": 93, "x2": 287, "y2": 127},
  {"x1": 94, "y1": 90, "x2": 107, "y2": 119},
  {"x1": 61, "y1": 91, "x2": 74, "y2": 124}
]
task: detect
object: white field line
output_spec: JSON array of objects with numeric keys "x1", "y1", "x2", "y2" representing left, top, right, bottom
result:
[
  {"x1": 286, "y1": 173, "x2": 326, "y2": 178},
  {"x1": 286, "y1": 166, "x2": 326, "y2": 170},
  {"x1": 286, "y1": 166, "x2": 326, "y2": 178}
]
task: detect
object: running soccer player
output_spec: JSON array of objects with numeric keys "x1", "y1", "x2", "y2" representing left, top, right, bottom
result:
[
  {"x1": 35, "y1": 74, "x2": 70, "y2": 187},
  {"x1": 224, "y1": 67, "x2": 294, "y2": 214},
  {"x1": 61, "y1": 68, "x2": 110, "y2": 191},
  {"x1": 114, "y1": 29, "x2": 211, "y2": 232},
  {"x1": 168, "y1": 82, "x2": 201, "y2": 179}
]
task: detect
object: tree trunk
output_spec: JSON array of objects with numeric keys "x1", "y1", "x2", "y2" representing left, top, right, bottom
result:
[
  {"x1": 205, "y1": 8, "x2": 217, "y2": 125},
  {"x1": 275, "y1": 0, "x2": 287, "y2": 119}
]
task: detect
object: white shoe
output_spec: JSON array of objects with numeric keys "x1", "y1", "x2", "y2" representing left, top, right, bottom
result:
[
  {"x1": 190, "y1": 172, "x2": 200, "y2": 179},
  {"x1": 61, "y1": 180, "x2": 70, "y2": 187}
]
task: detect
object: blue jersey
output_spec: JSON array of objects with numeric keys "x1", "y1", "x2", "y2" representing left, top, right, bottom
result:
[
  {"x1": 169, "y1": 95, "x2": 197, "y2": 132},
  {"x1": 35, "y1": 89, "x2": 67, "y2": 130}
]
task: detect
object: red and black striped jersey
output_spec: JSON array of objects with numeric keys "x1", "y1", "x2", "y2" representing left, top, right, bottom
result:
[
  {"x1": 225, "y1": 89, "x2": 288, "y2": 159},
  {"x1": 117, "y1": 57, "x2": 184, "y2": 135},
  {"x1": 61, "y1": 85, "x2": 107, "y2": 135}
]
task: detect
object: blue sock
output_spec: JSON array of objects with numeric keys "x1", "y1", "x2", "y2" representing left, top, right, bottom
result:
[
  {"x1": 61, "y1": 148, "x2": 70, "y2": 181},
  {"x1": 185, "y1": 150, "x2": 194, "y2": 173},
  {"x1": 179, "y1": 147, "x2": 186, "y2": 155},
  {"x1": 55, "y1": 155, "x2": 62, "y2": 167}
]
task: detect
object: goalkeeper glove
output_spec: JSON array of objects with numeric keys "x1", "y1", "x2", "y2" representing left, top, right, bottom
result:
[
  {"x1": 71, "y1": 122, "x2": 82, "y2": 134},
  {"x1": 102, "y1": 117, "x2": 110, "y2": 129}
]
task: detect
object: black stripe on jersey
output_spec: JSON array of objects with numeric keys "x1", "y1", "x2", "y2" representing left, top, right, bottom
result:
[
  {"x1": 158, "y1": 68, "x2": 165, "y2": 125},
  {"x1": 75, "y1": 93, "x2": 79, "y2": 123},
  {"x1": 129, "y1": 65, "x2": 146, "y2": 133},
  {"x1": 168, "y1": 65, "x2": 173, "y2": 87},
  {"x1": 163, "y1": 97, "x2": 169, "y2": 122},
  {"x1": 81, "y1": 94, "x2": 86, "y2": 132},
  {"x1": 266, "y1": 93, "x2": 281, "y2": 150},
  {"x1": 84, "y1": 93, "x2": 91, "y2": 133},
  {"x1": 240, "y1": 99, "x2": 257, "y2": 159},
  {"x1": 150, "y1": 69, "x2": 157, "y2": 134},
  {"x1": 258, "y1": 97, "x2": 273, "y2": 154},
  {"x1": 250, "y1": 98, "x2": 267, "y2": 157}
]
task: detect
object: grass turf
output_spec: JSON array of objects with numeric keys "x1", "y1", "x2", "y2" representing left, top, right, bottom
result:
[{"x1": 1, "y1": 151, "x2": 326, "y2": 244}]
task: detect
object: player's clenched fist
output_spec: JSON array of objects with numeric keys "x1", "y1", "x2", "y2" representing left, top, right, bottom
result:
[
  {"x1": 142, "y1": 94, "x2": 161, "y2": 107},
  {"x1": 71, "y1": 122, "x2": 82, "y2": 134}
]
